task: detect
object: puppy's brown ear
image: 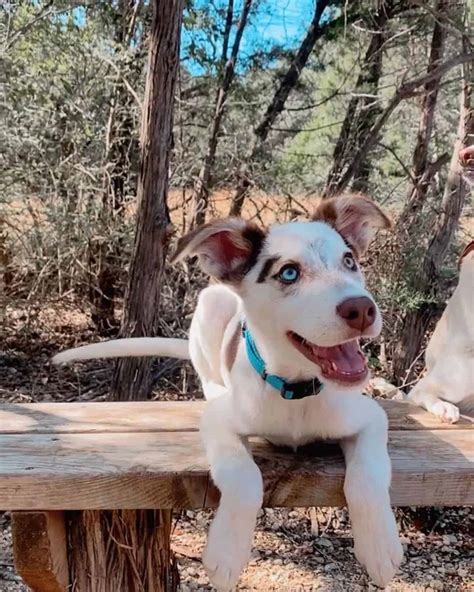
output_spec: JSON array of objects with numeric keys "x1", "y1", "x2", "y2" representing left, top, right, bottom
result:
[
  {"x1": 171, "y1": 218, "x2": 266, "y2": 282},
  {"x1": 313, "y1": 193, "x2": 392, "y2": 256}
]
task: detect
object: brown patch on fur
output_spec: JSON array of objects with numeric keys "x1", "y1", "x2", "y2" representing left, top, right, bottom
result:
[
  {"x1": 170, "y1": 218, "x2": 266, "y2": 283},
  {"x1": 312, "y1": 199, "x2": 338, "y2": 226},
  {"x1": 459, "y1": 240, "x2": 474, "y2": 267},
  {"x1": 311, "y1": 193, "x2": 392, "y2": 256},
  {"x1": 312, "y1": 198, "x2": 359, "y2": 256},
  {"x1": 223, "y1": 321, "x2": 242, "y2": 374},
  {"x1": 170, "y1": 221, "x2": 214, "y2": 264},
  {"x1": 241, "y1": 225, "x2": 267, "y2": 273}
]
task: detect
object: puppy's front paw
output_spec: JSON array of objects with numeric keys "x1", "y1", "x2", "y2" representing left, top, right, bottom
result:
[
  {"x1": 352, "y1": 507, "x2": 403, "y2": 588},
  {"x1": 203, "y1": 506, "x2": 255, "y2": 591},
  {"x1": 431, "y1": 400, "x2": 460, "y2": 424}
]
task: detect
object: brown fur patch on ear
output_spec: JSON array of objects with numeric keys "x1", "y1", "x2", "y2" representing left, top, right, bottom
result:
[
  {"x1": 170, "y1": 221, "x2": 213, "y2": 264},
  {"x1": 312, "y1": 198, "x2": 338, "y2": 226},
  {"x1": 312, "y1": 198, "x2": 359, "y2": 256},
  {"x1": 241, "y1": 224, "x2": 267, "y2": 272},
  {"x1": 459, "y1": 239, "x2": 474, "y2": 267},
  {"x1": 311, "y1": 193, "x2": 392, "y2": 255},
  {"x1": 170, "y1": 217, "x2": 266, "y2": 283}
]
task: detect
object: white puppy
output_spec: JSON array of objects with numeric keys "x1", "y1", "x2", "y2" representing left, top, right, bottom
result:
[
  {"x1": 53, "y1": 194, "x2": 402, "y2": 590},
  {"x1": 408, "y1": 241, "x2": 474, "y2": 423},
  {"x1": 409, "y1": 148, "x2": 474, "y2": 422}
]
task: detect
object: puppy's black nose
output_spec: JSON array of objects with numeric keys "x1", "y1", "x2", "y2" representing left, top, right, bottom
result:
[{"x1": 337, "y1": 297, "x2": 376, "y2": 332}]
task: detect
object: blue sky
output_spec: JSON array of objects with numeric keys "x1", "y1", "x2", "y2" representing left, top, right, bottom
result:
[
  {"x1": 245, "y1": 0, "x2": 316, "y2": 45},
  {"x1": 182, "y1": 0, "x2": 318, "y2": 74}
]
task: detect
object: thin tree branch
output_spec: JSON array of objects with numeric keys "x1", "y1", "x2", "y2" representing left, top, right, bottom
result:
[
  {"x1": 221, "y1": 0, "x2": 234, "y2": 64},
  {"x1": 270, "y1": 120, "x2": 345, "y2": 133},
  {"x1": 378, "y1": 141, "x2": 417, "y2": 184},
  {"x1": 98, "y1": 55, "x2": 143, "y2": 111},
  {"x1": 285, "y1": 70, "x2": 353, "y2": 112},
  {"x1": 125, "y1": 0, "x2": 144, "y2": 44}
]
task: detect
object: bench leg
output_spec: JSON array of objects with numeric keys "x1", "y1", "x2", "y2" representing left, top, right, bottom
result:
[
  {"x1": 11, "y1": 511, "x2": 69, "y2": 592},
  {"x1": 68, "y1": 510, "x2": 179, "y2": 592}
]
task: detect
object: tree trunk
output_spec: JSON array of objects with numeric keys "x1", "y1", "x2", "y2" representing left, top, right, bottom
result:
[
  {"x1": 391, "y1": 34, "x2": 472, "y2": 382},
  {"x1": 323, "y1": 1, "x2": 391, "y2": 198},
  {"x1": 111, "y1": 0, "x2": 183, "y2": 401},
  {"x1": 189, "y1": 0, "x2": 252, "y2": 229},
  {"x1": 68, "y1": 510, "x2": 178, "y2": 592},
  {"x1": 229, "y1": 0, "x2": 332, "y2": 216},
  {"x1": 221, "y1": 0, "x2": 234, "y2": 63},
  {"x1": 396, "y1": 0, "x2": 449, "y2": 229}
]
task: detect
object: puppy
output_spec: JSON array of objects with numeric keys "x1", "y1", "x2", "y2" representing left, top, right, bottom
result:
[
  {"x1": 408, "y1": 147, "x2": 474, "y2": 422},
  {"x1": 54, "y1": 194, "x2": 402, "y2": 590}
]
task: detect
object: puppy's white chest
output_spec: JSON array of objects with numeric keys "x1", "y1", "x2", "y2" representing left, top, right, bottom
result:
[{"x1": 238, "y1": 385, "x2": 323, "y2": 447}]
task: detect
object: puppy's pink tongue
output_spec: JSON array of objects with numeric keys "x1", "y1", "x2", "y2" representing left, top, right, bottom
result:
[{"x1": 312, "y1": 341, "x2": 366, "y2": 375}]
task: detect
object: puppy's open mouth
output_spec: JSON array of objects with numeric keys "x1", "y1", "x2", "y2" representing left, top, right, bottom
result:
[{"x1": 287, "y1": 331, "x2": 368, "y2": 385}]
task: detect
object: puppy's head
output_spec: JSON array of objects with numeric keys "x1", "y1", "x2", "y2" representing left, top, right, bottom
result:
[{"x1": 172, "y1": 194, "x2": 391, "y2": 388}]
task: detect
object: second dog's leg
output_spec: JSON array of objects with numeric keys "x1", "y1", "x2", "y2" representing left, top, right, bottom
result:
[
  {"x1": 409, "y1": 379, "x2": 460, "y2": 423},
  {"x1": 341, "y1": 402, "x2": 403, "y2": 588},
  {"x1": 201, "y1": 395, "x2": 263, "y2": 592}
]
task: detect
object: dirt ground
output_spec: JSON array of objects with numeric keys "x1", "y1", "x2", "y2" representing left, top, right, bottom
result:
[{"x1": 1, "y1": 302, "x2": 473, "y2": 591}]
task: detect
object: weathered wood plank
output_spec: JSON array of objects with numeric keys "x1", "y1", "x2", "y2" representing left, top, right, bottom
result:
[
  {"x1": 11, "y1": 511, "x2": 69, "y2": 592},
  {"x1": 0, "y1": 429, "x2": 472, "y2": 510},
  {"x1": 0, "y1": 399, "x2": 472, "y2": 435}
]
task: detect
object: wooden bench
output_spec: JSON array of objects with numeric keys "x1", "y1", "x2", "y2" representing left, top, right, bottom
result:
[{"x1": 0, "y1": 399, "x2": 472, "y2": 591}]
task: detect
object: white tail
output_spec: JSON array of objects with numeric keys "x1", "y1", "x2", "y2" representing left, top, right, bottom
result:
[{"x1": 52, "y1": 337, "x2": 189, "y2": 365}]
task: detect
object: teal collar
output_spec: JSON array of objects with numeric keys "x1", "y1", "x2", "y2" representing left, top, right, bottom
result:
[{"x1": 242, "y1": 324, "x2": 323, "y2": 400}]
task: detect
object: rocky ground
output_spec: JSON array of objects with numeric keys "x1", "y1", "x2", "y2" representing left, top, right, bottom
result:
[
  {"x1": 1, "y1": 301, "x2": 472, "y2": 591},
  {"x1": 1, "y1": 507, "x2": 472, "y2": 591}
]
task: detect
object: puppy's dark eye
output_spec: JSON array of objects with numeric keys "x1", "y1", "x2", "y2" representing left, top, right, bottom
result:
[
  {"x1": 343, "y1": 252, "x2": 357, "y2": 271},
  {"x1": 278, "y1": 264, "x2": 300, "y2": 284}
]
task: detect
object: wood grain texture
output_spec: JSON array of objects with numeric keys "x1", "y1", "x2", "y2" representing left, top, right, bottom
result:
[
  {"x1": 0, "y1": 399, "x2": 472, "y2": 435},
  {"x1": 0, "y1": 429, "x2": 472, "y2": 510},
  {"x1": 11, "y1": 511, "x2": 69, "y2": 592}
]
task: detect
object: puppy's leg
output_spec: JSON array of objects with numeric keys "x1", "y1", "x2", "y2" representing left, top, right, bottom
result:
[
  {"x1": 189, "y1": 285, "x2": 238, "y2": 391},
  {"x1": 341, "y1": 400, "x2": 403, "y2": 588},
  {"x1": 409, "y1": 378, "x2": 460, "y2": 423},
  {"x1": 201, "y1": 395, "x2": 263, "y2": 592}
]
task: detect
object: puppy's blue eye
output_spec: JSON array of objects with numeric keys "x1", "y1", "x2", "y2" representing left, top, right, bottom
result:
[{"x1": 278, "y1": 264, "x2": 300, "y2": 284}]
